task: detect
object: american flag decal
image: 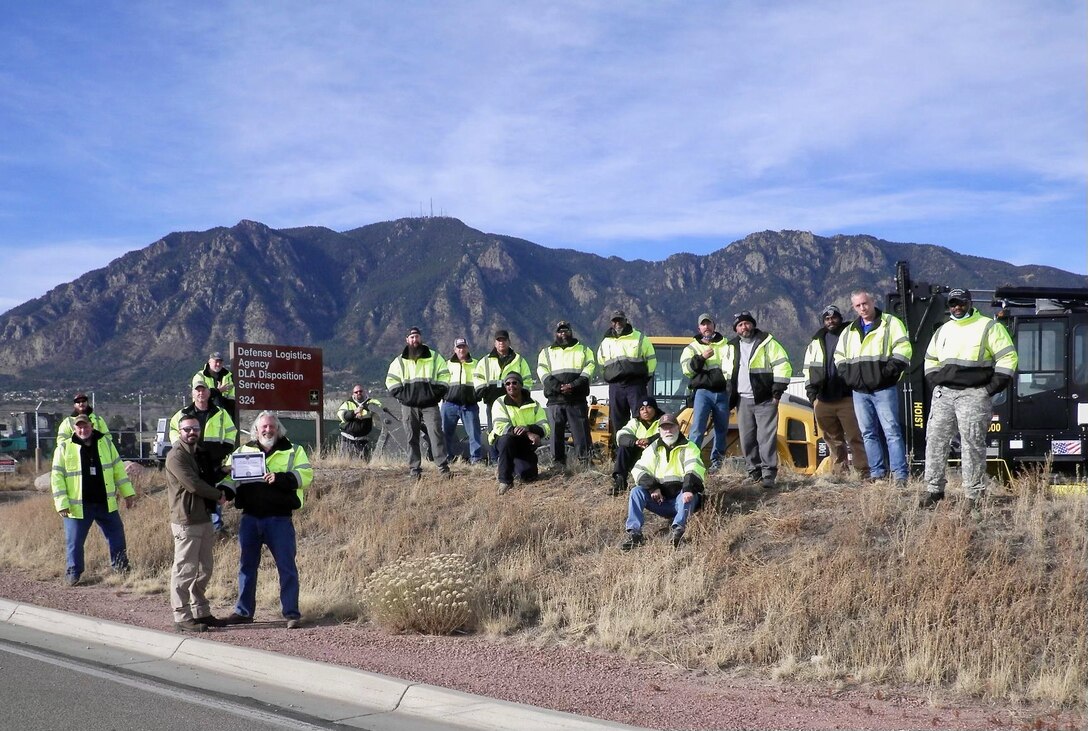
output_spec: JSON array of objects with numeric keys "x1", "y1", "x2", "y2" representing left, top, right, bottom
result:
[{"x1": 1051, "y1": 440, "x2": 1083, "y2": 456}]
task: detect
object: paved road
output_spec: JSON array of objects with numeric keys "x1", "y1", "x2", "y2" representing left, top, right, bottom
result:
[{"x1": 0, "y1": 638, "x2": 342, "y2": 731}]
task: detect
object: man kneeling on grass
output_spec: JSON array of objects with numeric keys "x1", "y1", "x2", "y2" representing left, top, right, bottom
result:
[
  {"x1": 621, "y1": 413, "x2": 705, "y2": 550},
  {"x1": 489, "y1": 372, "x2": 550, "y2": 495}
]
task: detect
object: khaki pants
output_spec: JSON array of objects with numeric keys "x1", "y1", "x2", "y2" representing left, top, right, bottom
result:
[
  {"x1": 814, "y1": 397, "x2": 869, "y2": 476},
  {"x1": 170, "y1": 522, "x2": 215, "y2": 622}
]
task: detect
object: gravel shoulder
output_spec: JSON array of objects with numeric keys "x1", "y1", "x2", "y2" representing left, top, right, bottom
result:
[{"x1": 1, "y1": 569, "x2": 1080, "y2": 731}]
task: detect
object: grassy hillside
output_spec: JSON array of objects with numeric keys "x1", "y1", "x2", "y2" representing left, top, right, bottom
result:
[{"x1": 0, "y1": 457, "x2": 1083, "y2": 707}]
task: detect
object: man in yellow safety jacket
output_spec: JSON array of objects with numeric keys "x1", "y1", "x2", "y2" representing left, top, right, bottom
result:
[
  {"x1": 620, "y1": 413, "x2": 705, "y2": 550},
  {"x1": 489, "y1": 372, "x2": 550, "y2": 495},
  {"x1": 386, "y1": 326, "x2": 451, "y2": 479},
  {"x1": 52, "y1": 414, "x2": 136, "y2": 585},
  {"x1": 920, "y1": 288, "x2": 1017, "y2": 510},
  {"x1": 727, "y1": 311, "x2": 792, "y2": 489}
]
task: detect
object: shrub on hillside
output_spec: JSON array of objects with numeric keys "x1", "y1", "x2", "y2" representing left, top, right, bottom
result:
[{"x1": 362, "y1": 553, "x2": 480, "y2": 635}]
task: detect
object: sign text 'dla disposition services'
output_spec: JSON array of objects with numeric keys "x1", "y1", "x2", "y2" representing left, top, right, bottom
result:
[{"x1": 232, "y1": 342, "x2": 323, "y2": 412}]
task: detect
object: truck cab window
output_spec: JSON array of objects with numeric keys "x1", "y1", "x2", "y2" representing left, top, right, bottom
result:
[{"x1": 1015, "y1": 320, "x2": 1066, "y2": 398}]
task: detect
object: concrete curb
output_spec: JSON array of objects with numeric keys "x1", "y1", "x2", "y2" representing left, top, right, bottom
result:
[{"x1": 0, "y1": 598, "x2": 644, "y2": 730}]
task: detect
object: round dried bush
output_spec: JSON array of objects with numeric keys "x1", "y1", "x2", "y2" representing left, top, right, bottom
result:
[{"x1": 362, "y1": 553, "x2": 480, "y2": 635}]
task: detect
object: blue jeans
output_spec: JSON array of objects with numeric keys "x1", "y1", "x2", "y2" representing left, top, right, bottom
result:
[
  {"x1": 688, "y1": 389, "x2": 730, "y2": 461},
  {"x1": 235, "y1": 514, "x2": 300, "y2": 620},
  {"x1": 441, "y1": 401, "x2": 483, "y2": 463},
  {"x1": 853, "y1": 387, "x2": 908, "y2": 480},
  {"x1": 625, "y1": 486, "x2": 701, "y2": 533},
  {"x1": 64, "y1": 502, "x2": 128, "y2": 578}
]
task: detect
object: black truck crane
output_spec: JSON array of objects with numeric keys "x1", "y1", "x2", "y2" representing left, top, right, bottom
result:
[{"x1": 887, "y1": 260, "x2": 1088, "y2": 484}]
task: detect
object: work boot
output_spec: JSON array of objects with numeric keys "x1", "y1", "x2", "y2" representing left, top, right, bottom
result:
[
  {"x1": 619, "y1": 531, "x2": 645, "y2": 551},
  {"x1": 194, "y1": 615, "x2": 226, "y2": 628},
  {"x1": 610, "y1": 474, "x2": 627, "y2": 497},
  {"x1": 64, "y1": 573, "x2": 80, "y2": 587},
  {"x1": 286, "y1": 618, "x2": 303, "y2": 630},
  {"x1": 708, "y1": 458, "x2": 722, "y2": 474},
  {"x1": 965, "y1": 497, "x2": 983, "y2": 521},
  {"x1": 175, "y1": 618, "x2": 208, "y2": 633},
  {"x1": 222, "y1": 612, "x2": 254, "y2": 625},
  {"x1": 760, "y1": 477, "x2": 776, "y2": 490},
  {"x1": 497, "y1": 481, "x2": 513, "y2": 496},
  {"x1": 918, "y1": 491, "x2": 945, "y2": 509},
  {"x1": 669, "y1": 525, "x2": 685, "y2": 548},
  {"x1": 748, "y1": 471, "x2": 762, "y2": 484}
]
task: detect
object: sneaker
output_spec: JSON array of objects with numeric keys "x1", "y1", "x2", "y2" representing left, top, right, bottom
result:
[
  {"x1": 760, "y1": 477, "x2": 776, "y2": 490},
  {"x1": 175, "y1": 618, "x2": 208, "y2": 633},
  {"x1": 748, "y1": 471, "x2": 762, "y2": 484},
  {"x1": 610, "y1": 474, "x2": 627, "y2": 497},
  {"x1": 919, "y1": 491, "x2": 945, "y2": 509},
  {"x1": 286, "y1": 618, "x2": 302, "y2": 630},
  {"x1": 669, "y1": 525, "x2": 685, "y2": 548},
  {"x1": 194, "y1": 615, "x2": 226, "y2": 628},
  {"x1": 222, "y1": 612, "x2": 254, "y2": 625},
  {"x1": 497, "y1": 481, "x2": 512, "y2": 495},
  {"x1": 708, "y1": 459, "x2": 722, "y2": 474},
  {"x1": 619, "y1": 531, "x2": 645, "y2": 551}
]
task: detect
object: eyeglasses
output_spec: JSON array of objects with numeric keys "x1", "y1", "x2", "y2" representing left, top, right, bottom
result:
[{"x1": 179, "y1": 426, "x2": 201, "y2": 433}]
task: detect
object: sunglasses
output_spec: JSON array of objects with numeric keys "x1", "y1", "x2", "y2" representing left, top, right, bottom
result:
[
  {"x1": 733, "y1": 311, "x2": 752, "y2": 319},
  {"x1": 179, "y1": 426, "x2": 202, "y2": 433},
  {"x1": 504, "y1": 381, "x2": 520, "y2": 387}
]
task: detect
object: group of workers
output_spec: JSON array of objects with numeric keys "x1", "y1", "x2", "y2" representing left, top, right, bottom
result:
[
  {"x1": 48, "y1": 286, "x2": 1015, "y2": 603},
  {"x1": 50, "y1": 352, "x2": 313, "y2": 632}
]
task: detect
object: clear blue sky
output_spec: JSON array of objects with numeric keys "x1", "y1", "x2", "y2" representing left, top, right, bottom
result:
[{"x1": 2, "y1": 1, "x2": 1085, "y2": 314}]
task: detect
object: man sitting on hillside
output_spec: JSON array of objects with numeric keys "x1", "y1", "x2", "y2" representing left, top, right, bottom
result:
[
  {"x1": 620, "y1": 413, "x2": 705, "y2": 550},
  {"x1": 611, "y1": 397, "x2": 663, "y2": 496},
  {"x1": 489, "y1": 373, "x2": 550, "y2": 495}
]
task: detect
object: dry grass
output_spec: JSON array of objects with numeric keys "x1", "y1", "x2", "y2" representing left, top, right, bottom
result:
[{"x1": 0, "y1": 457, "x2": 1084, "y2": 708}]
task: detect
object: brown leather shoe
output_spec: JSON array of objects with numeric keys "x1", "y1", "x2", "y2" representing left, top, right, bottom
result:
[{"x1": 194, "y1": 615, "x2": 226, "y2": 628}]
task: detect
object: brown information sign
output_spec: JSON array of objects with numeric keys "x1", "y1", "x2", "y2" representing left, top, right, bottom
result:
[{"x1": 232, "y1": 341, "x2": 323, "y2": 412}]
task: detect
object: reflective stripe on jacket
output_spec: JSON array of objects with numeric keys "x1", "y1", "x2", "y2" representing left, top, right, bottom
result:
[
  {"x1": 488, "y1": 394, "x2": 551, "y2": 444},
  {"x1": 192, "y1": 367, "x2": 236, "y2": 399},
  {"x1": 445, "y1": 357, "x2": 479, "y2": 405},
  {"x1": 474, "y1": 351, "x2": 534, "y2": 406},
  {"x1": 615, "y1": 417, "x2": 660, "y2": 447},
  {"x1": 597, "y1": 327, "x2": 656, "y2": 384},
  {"x1": 681, "y1": 332, "x2": 732, "y2": 392},
  {"x1": 537, "y1": 340, "x2": 596, "y2": 404},
  {"x1": 924, "y1": 309, "x2": 1017, "y2": 393},
  {"x1": 51, "y1": 434, "x2": 134, "y2": 518},
  {"x1": 727, "y1": 330, "x2": 793, "y2": 407},
  {"x1": 386, "y1": 346, "x2": 450, "y2": 407},
  {"x1": 169, "y1": 405, "x2": 237, "y2": 450},
  {"x1": 833, "y1": 311, "x2": 912, "y2": 393},
  {"x1": 631, "y1": 437, "x2": 705, "y2": 499},
  {"x1": 56, "y1": 413, "x2": 111, "y2": 449},
  {"x1": 221, "y1": 439, "x2": 313, "y2": 513}
]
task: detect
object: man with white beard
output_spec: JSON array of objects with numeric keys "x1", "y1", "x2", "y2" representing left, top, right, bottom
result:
[
  {"x1": 220, "y1": 412, "x2": 313, "y2": 629},
  {"x1": 619, "y1": 413, "x2": 706, "y2": 550}
]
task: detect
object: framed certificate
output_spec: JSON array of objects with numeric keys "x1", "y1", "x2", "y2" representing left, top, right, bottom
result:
[{"x1": 231, "y1": 452, "x2": 266, "y2": 481}]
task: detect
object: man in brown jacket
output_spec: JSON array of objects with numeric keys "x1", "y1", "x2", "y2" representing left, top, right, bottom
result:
[{"x1": 165, "y1": 414, "x2": 229, "y2": 632}]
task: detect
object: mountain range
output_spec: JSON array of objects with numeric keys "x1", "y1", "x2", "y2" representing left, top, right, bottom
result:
[{"x1": 1, "y1": 217, "x2": 1083, "y2": 397}]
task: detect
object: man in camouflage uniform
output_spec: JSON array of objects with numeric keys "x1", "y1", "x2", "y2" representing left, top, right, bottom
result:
[{"x1": 920, "y1": 288, "x2": 1017, "y2": 510}]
